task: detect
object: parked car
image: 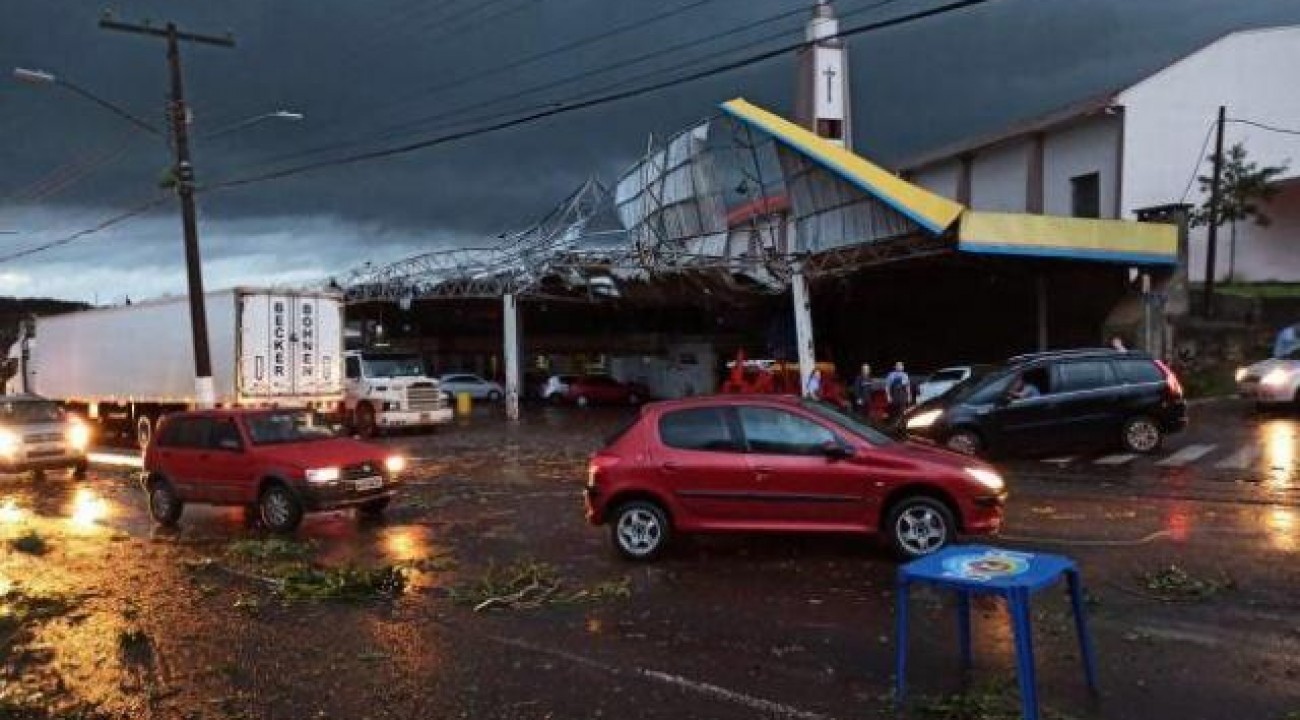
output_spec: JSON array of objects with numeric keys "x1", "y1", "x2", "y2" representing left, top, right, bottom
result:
[
  {"x1": 0, "y1": 395, "x2": 90, "y2": 477},
  {"x1": 142, "y1": 408, "x2": 406, "y2": 533},
  {"x1": 542, "y1": 374, "x2": 579, "y2": 402},
  {"x1": 1236, "y1": 345, "x2": 1300, "y2": 409},
  {"x1": 916, "y1": 365, "x2": 993, "y2": 404},
  {"x1": 561, "y1": 375, "x2": 647, "y2": 407},
  {"x1": 584, "y1": 395, "x2": 1006, "y2": 561},
  {"x1": 438, "y1": 373, "x2": 504, "y2": 402},
  {"x1": 903, "y1": 349, "x2": 1186, "y2": 457}
]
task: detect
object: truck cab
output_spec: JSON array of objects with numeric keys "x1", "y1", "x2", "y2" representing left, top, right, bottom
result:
[{"x1": 343, "y1": 350, "x2": 452, "y2": 435}]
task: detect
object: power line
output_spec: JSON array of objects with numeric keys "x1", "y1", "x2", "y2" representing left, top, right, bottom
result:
[
  {"x1": 1228, "y1": 117, "x2": 1300, "y2": 137},
  {"x1": 249, "y1": 0, "x2": 877, "y2": 170},
  {"x1": 1179, "y1": 116, "x2": 1216, "y2": 204},
  {"x1": 0, "y1": 196, "x2": 168, "y2": 264},
  {"x1": 208, "y1": 0, "x2": 989, "y2": 191}
]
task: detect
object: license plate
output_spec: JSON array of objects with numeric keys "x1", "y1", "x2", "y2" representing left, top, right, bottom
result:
[{"x1": 354, "y1": 476, "x2": 383, "y2": 491}]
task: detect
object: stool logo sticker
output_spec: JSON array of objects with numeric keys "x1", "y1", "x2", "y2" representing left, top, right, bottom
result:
[{"x1": 941, "y1": 550, "x2": 1032, "y2": 582}]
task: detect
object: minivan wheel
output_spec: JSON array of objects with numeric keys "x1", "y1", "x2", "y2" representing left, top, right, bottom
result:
[
  {"x1": 1121, "y1": 416, "x2": 1162, "y2": 454},
  {"x1": 886, "y1": 496, "x2": 955, "y2": 560},
  {"x1": 148, "y1": 479, "x2": 183, "y2": 527},
  {"x1": 944, "y1": 430, "x2": 983, "y2": 456},
  {"x1": 259, "y1": 484, "x2": 303, "y2": 533},
  {"x1": 611, "y1": 500, "x2": 671, "y2": 561}
]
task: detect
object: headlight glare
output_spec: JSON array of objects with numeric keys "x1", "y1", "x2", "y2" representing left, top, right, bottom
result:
[
  {"x1": 1262, "y1": 367, "x2": 1292, "y2": 387},
  {"x1": 0, "y1": 430, "x2": 19, "y2": 458},
  {"x1": 1234, "y1": 367, "x2": 1247, "y2": 383},
  {"x1": 305, "y1": 466, "x2": 341, "y2": 484},
  {"x1": 384, "y1": 455, "x2": 406, "y2": 474},
  {"x1": 67, "y1": 421, "x2": 91, "y2": 452},
  {"x1": 906, "y1": 409, "x2": 944, "y2": 429},
  {"x1": 965, "y1": 467, "x2": 1005, "y2": 492}
]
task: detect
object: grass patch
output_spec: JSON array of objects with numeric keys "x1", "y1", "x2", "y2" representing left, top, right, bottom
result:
[
  {"x1": 225, "y1": 538, "x2": 314, "y2": 562},
  {"x1": 1214, "y1": 282, "x2": 1300, "y2": 299},
  {"x1": 915, "y1": 680, "x2": 1077, "y2": 720},
  {"x1": 1139, "y1": 564, "x2": 1234, "y2": 601},
  {"x1": 279, "y1": 565, "x2": 407, "y2": 602},
  {"x1": 9, "y1": 530, "x2": 48, "y2": 556},
  {"x1": 451, "y1": 559, "x2": 631, "y2": 612}
]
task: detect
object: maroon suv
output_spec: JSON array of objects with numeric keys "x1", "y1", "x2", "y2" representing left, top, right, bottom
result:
[
  {"x1": 142, "y1": 409, "x2": 406, "y2": 532},
  {"x1": 585, "y1": 395, "x2": 1006, "y2": 561}
]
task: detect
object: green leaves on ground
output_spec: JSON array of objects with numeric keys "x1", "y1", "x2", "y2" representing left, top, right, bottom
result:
[
  {"x1": 451, "y1": 559, "x2": 630, "y2": 612},
  {"x1": 225, "y1": 538, "x2": 314, "y2": 562},
  {"x1": 279, "y1": 565, "x2": 407, "y2": 602},
  {"x1": 1139, "y1": 564, "x2": 1235, "y2": 601}
]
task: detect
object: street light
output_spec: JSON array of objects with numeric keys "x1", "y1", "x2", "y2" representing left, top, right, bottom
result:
[
  {"x1": 12, "y1": 67, "x2": 161, "y2": 136},
  {"x1": 199, "y1": 110, "x2": 304, "y2": 140}
]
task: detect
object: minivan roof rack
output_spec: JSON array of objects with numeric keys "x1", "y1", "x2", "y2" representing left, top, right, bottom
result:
[{"x1": 1006, "y1": 347, "x2": 1150, "y2": 364}]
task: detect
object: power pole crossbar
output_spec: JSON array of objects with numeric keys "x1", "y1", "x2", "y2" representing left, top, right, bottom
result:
[{"x1": 100, "y1": 15, "x2": 234, "y2": 409}]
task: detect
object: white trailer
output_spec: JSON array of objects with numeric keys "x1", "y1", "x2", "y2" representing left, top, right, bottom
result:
[{"x1": 5, "y1": 288, "x2": 344, "y2": 446}]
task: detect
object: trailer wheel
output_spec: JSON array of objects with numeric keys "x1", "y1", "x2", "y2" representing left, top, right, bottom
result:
[
  {"x1": 355, "y1": 403, "x2": 378, "y2": 438},
  {"x1": 136, "y1": 415, "x2": 155, "y2": 449}
]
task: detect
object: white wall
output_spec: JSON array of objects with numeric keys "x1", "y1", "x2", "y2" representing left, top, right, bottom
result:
[
  {"x1": 1043, "y1": 116, "x2": 1122, "y2": 218},
  {"x1": 1119, "y1": 26, "x2": 1300, "y2": 281},
  {"x1": 910, "y1": 161, "x2": 961, "y2": 200},
  {"x1": 970, "y1": 140, "x2": 1030, "y2": 212},
  {"x1": 1187, "y1": 181, "x2": 1300, "y2": 282}
]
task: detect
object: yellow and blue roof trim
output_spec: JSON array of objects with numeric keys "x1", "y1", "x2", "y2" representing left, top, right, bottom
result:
[
  {"x1": 720, "y1": 97, "x2": 965, "y2": 236},
  {"x1": 959, "y1": 212, "x2": 1178, "y2": 266}
]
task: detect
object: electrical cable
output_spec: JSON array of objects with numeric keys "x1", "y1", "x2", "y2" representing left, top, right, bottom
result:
[
  {"x1": 206, "y1": 0, "x2": 999, "y2": 192},
  {"x1": 1227, "y1": 117, "x2": 1300, "y2": 137},
  {"x1": 1179, "y1": 117, "x2": 1217, "y2": 204},
  {"x1": 0, "y1": 195, "x2": 168, "y2": 264}
]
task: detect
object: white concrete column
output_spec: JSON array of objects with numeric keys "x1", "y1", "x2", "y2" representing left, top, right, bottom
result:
[
  {"x1": 791, "y1": 266, "x2": 816, "y2": 395},
  {"x1": 503, "y1": 293, "x2": 522, "y2": 421}
]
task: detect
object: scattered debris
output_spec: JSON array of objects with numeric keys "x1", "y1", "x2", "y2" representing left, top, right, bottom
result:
[
  {"x1": 451, "y1": 560, "x2": 631, "y2": 612},
  {"x1": 225, "y1": 538, "x2": 314, "y2": 562},
  {"x1": 1137, "y1": 564, "x2": 1235, "y2": 601},
  {"x1": 9, "y1": 530, "x2": 49, "y2": 556},
  {"x1": 117, "y1": 627, "x2": 153, "y2": 666},
  {"x1": 278, "y1": 565, "x2": 408, "y2": 602},
  {"x1": 915, "y1": 680, "x2": 1078, "y2": 720}
]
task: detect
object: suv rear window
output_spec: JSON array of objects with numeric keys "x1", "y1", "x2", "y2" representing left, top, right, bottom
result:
[
  {"x1": 1114, "y1": 358, "x2": 1163, "y2": 384},
  {"x1": 659, "y1": 408, "x2": 739, "y2": 452},
  {"x1": 1055, "y1": 360, "x2": 1116, "y2": 392},
  {"x1": 157, "y1": 417, "x2": 210, "y2": 448}
]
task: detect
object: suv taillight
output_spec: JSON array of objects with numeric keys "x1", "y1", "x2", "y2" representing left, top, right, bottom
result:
[
  {"x1": 1154, "y1": 359, "x2": 1184, "y2": 398},
  {"x1": 587, "y1": 453, "x2": 621, "y2": 487}
]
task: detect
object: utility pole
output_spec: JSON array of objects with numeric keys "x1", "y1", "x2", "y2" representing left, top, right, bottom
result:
[
  {"x1": 99, "y1": 14, "x2": 234, "y2": 408},
  {"x1": 1202, "y1": 105, "x2": 1226, "y2": 318}
]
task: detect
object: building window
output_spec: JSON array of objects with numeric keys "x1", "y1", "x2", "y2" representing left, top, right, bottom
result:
[
  {"x1": 816, "y1": 118, "x2": 843, "y2": 140},
  {"x1": 1071, "y1": 172, "x2": 1100, "y2": 218}
]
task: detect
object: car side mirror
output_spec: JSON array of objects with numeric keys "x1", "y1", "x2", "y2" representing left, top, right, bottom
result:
[{"x1": 822, "y1": 440, "x2": 853, "y2": 460}]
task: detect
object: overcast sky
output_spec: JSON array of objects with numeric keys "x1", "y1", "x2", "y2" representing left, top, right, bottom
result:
[{"x1": 1, "y1": 0, "x2": 1296, "y2": 303}]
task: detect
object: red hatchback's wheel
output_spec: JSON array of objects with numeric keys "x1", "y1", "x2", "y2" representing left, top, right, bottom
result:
[
  {"x1": 611, "y1": 500, "x2": 670, "y2": 561},
  {"x1": 886, "y1": 496, "x2": 955, "y2": 560}
]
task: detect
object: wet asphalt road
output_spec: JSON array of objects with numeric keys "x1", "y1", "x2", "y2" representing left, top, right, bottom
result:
[{"x1": 1, "y1": 398, "x2": 1299, "y2": 719}]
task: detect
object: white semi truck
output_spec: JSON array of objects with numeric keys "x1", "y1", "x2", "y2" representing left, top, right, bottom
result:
[
  {"x1": 342, "y1": 349, "x2": 454, "y2": 436},
  {"x1": 5, "y1": 288, "x2": 347, "y2": 447}
]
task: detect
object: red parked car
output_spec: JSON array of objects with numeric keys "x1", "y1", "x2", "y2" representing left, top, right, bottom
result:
[
  {"x1": 142, "y1": 409, "x2": 406, "y2": 533},
  {"x1": 584, "y1": 395, "x2": 1006, "y2": 561},
  {"x1": 563, "y1": 375, "x2": 648, "y2": 407}
]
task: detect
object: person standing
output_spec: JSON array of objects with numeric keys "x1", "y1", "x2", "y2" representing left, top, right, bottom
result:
[
  {"x1": 885, "y1": 361, "x2": 911, "y2": 423},
  {"x1": 805, "y1": 367, "x2": 823, "y2": 400},
  {"x1": 852, "y1": 363, "x2": 873, "y2": 417}
]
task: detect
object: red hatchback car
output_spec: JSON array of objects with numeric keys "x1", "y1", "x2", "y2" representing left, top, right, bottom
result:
[
  {"x1": 142, "y1": 409, "x2": 406, "y2": 533},
  {"x1": 564, "y1": 375, "x2": 647, "y2": 407},
  {"x1": 585, "y1": 396, "x2": 1007, "y2": 560}
]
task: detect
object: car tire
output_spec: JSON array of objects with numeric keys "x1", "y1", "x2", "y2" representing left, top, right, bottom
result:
[
  {"x1": 358, "y1": 497, "x2": 390, "y2": 516},
  {"x1": 1121, "y1": 416, "x2": 1162, "y2": 454},
  {"x1": 944, "y1": 429, "x2": 983, "y2": 456},
  {"x1": 487, "y1": 390, "x2": 502, "y2": 402},
  {"x1": 259, "y1": 483, "x2": 303, "y2": 534},
  {"x1": 885, "y1": 495, "x2": 955, "y2": 560},
  {"x1": 576, "y1": 395, "x2": 590, "y2": 409},
  {"x1": 611, "y1": 500, "x2": 671, "y2": 561},
  {"x1": 355, "y1": 403, "x2": 378, "y2": 438},
  {"x1": 148, "y1": 478, "x2": 183, "y2": 527}
]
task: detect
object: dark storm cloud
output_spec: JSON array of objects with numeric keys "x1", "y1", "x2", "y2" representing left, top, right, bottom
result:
[{"x1": 1, "y1": 0, "x2": 1297, "y2": 301}]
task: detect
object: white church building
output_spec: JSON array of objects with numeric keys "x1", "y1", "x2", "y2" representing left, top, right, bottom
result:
[{"x1": 897, "y1": 25, "x2": 1300, "y2": 284}]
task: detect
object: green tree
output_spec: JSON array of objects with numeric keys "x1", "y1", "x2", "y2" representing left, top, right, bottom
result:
[{"x1": 1190, "y1": 142, "x2": 1288, "y2": 283}]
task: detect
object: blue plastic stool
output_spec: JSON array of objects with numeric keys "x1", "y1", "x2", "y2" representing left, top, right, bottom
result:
[{"x1": 895, "y1": 545, "x2": 1097, "y2": 720}]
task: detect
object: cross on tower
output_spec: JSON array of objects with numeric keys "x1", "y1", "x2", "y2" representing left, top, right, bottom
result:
[{"x1": 822, "y1": 65, "x2": 837, "y2": 103}]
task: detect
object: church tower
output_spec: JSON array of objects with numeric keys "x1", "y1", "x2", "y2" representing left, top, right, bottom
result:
[{"x1": 794, "y1": 1, "x2": 852, "y2": 149}]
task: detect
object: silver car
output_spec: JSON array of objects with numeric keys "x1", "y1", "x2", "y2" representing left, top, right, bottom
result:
[
  {"x1": 0, "y1": 395, "x2": 91, "y2": 477},
  {"x1": 438, "y1": 374, "x2": 505, "y2": 402}
]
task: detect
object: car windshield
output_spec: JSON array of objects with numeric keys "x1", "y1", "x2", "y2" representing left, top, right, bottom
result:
[
  {"x1": 362, "y1": 354, "x2": 424, "y2": 378},
  {"x1": 946, "y1": 368, "x2": 1015, "y2": 404},
  {"x1": 799, "y1": 400, "x2": 895, "y2": 446},
  {"x1": 0, "y1": 400, "x2": 63, "y2": 423},
  {"x1": 244, "y1": 411, "x2": 338, "y2": 445}
]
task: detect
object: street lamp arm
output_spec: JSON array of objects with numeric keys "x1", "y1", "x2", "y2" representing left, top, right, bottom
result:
[{"x1": 197, "y1": 110, "x2": 303, "y2": 141}]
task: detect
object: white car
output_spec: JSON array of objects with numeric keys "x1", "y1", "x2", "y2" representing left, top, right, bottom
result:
[
  {"x1": 915, "y1": 366, "x2": 977, "y2": 404},
  {"x1": 439, "y1": 373, "x2": 505, "y2": 402},
  {"x1": 1236, "y1": 353, "x2": 1300, "y2": 407}
]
